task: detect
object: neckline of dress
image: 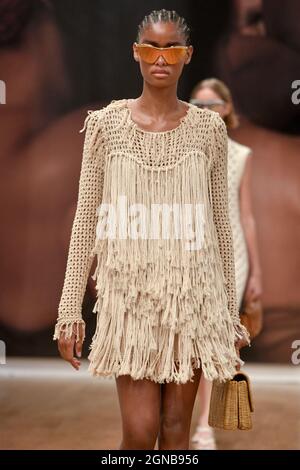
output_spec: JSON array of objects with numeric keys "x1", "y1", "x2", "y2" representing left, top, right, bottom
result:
[{"x1": 126, "y1": 98, "x2": 193, "y2": 135}]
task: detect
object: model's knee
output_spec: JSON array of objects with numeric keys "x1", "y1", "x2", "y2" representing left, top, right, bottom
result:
[
  {"x1": 160, "y1": 412, "x2": 189, "y2": 445},
  {"x1": 121, "y1": 416, "x2": 159, "y2": 449}
]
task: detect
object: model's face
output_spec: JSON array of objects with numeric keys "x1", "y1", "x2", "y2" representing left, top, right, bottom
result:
[
  {"x1": 194, "y1": 88, "x2": 230, "y2": 119},
  {"x1": 133, "y1": 22, "x2": 193, "y2": 88}
]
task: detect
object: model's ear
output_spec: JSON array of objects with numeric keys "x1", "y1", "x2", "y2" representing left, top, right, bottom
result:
[
  {"x1": 133, "y1": 42, "x2": 139, "y2": 63},
  {"x1": 185, "y1": 45, "x2": 193, "y2": 65}
]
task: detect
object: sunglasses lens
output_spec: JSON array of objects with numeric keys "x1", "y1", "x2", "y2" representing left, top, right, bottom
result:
[
  {"x1": 164, "y1": 48, "x2": 186, "y2": 64},
  {"x1": 137, "y1": 45, "x2": 187, "y2": 64},
  {"x1": 138, "y1": 47, "x2": 157, "y2": 63},
  {"x1": 190, "y1": 100, "x2": 225, "y2": 109}
]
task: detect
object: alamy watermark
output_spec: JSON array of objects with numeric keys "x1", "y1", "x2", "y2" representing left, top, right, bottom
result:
[
  {"x1": 0, "y1": 340, "x2": 6, "y2": 364},
  {"x1": 0, "y1": 80, "x2": 6, "y2": 104},
  {"x1": 95, "y1": 195, "x2": 205, "y2": 251},
  {"x1": 291, "y1": 340, "x2": 300, "y2": 365},
  {"x1": 291, "y1": 80, "x2": 300, "y2": 105}
]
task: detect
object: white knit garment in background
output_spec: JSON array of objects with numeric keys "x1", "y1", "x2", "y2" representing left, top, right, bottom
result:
[{"x1": 227, "y1": 137, "x2": 252, "y2": 309}]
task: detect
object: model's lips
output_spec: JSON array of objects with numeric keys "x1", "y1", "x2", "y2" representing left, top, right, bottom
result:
[{"x1": 151, "y1": 69, "x2": 170, "y2": 77}]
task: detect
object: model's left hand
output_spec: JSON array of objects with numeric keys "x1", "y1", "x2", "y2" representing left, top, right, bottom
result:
[{"x1": 244, "y1": 272, "x2": 263, "y2": 303}]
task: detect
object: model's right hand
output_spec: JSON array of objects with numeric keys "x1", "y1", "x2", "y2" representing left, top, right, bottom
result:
[{"x1": 57, "y1": 323, "x2": 84, "y2": 370}]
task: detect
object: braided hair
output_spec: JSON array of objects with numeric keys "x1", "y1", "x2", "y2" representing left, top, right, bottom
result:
[{"x1": 137, "y1": 9, "x2": 191, "y2": 46}]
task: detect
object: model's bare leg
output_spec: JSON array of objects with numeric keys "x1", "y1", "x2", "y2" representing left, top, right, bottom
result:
[
  {"x1": 115, "y1": 375, "x2": 161, "y2": 450},
  {"x1": 197, "y1": 375, "x2": 213, "y2": 425},
  {"x1": 158, "y1": 368, "x2": 202, "y2": 450},
  {"x1": 191, "y1": 376, "x2": 216, "y2": 449}
]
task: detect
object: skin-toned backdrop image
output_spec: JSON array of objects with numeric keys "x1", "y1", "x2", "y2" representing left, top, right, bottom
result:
[{"x1": 0, "y1": 0, "x2": 299, "y2": 362}]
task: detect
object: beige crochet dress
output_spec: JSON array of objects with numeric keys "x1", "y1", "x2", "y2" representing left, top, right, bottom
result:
[
  {"x1": 227, "y1": 138, "x2": 252, "y2": 309},
  {"x1": 53, "y1": 98, "x2": 250, "y2": 384}
]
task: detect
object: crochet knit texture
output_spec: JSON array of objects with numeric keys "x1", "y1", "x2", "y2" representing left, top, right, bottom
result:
[
  {"x1": 53, "y1": 98, "x2": 250, "y2": 384},
  {"x1": 227, "y1": 137, "x2": 252, "y2": 308}
]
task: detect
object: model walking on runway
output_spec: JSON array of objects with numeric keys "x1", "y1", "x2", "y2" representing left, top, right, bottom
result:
[
  {"x1": 53, "y1": 10, "x2": 249, "y2": 450},
  {"x1": 190, "y1": 78, "x2": 262, "y2": 450}
]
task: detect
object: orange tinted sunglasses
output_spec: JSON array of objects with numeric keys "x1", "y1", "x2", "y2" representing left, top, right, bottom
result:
[{"x1": 134, "y1": 42, "x2": 188, "y2": 64}]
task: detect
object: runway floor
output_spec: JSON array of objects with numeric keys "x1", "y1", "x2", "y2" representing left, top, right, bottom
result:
[{"x1": 0, "y1": 359, "x2": 299, "y2": 450}]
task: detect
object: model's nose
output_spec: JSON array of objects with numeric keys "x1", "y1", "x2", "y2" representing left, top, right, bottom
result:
[{"x1": 155, "y1": 54, "x2": 167, "y2": 65}]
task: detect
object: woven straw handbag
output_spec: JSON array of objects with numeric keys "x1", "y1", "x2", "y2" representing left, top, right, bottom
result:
[{"x1": 208, "y1": 371, "x2": 254, "y2": 430}]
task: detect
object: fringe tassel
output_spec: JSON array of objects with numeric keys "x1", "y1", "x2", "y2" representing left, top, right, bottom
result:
[
  {"x1": 53, "y1": 319, "x2": 86, "y2": 343},
  {"x1": 87, "y1": 146, "x2": 243, "y2": 384},
  {"x1": 79, "y1": 110, "x2": 95, "y2": 133}
]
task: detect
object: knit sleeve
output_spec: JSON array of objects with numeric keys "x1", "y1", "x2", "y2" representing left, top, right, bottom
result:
[
  {"x1": 209, "y1": 113, "x2": 250, "y2": 345},
  {"x1": 53, "y1": 110, "x2": 106, "y2": 343}
]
